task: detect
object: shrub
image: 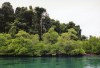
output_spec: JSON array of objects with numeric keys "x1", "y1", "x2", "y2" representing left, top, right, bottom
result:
[
  {"x1": 69, "y1": 49, "x2": 85, "y2": 55},
  {"x1": 43, "y1": 27, "x2": 59, "y2": 44}
]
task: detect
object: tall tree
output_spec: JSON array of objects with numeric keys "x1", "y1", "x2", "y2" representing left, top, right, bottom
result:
[
  {"x1": 34, "y1": 7, "x2": 46, "y2": 40},
  {"x1": 1, "y1": 2, "x2": 14, "y2": 32},
  {"x1": 0, "y1": 8, "x2": 4, "y2": 32}
]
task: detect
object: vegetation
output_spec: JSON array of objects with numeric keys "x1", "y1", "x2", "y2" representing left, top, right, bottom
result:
[{"x1": 0, "y1": 2, "x2": 99, "y2": 56}]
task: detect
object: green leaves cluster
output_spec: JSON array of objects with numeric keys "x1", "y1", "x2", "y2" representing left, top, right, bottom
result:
[
  {"x1": 0, "y1": 27, "x2": 100, "y2": 56},
  {"x1": 0, "y1": 28, "x2": 85, "y2": 56}
]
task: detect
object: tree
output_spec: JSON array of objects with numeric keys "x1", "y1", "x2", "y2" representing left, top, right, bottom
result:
[
  {"x1": 43, "y1": 27, "x2": 59, "y2": 44},
  {"x1": 81, "y1": 35, "x2": 87, "y2": 40},
  {"x1": 9, "y1": 19, "x2": 20, "y2": 37},
  {"x1": 34, "y1": 7, "x2": 46, "y2": 40},
  {"x1": 50, "y1": 19, "x2": 61, "y2": 33},
  {"x1": 15, "y1": 7, "x2": 32, "y2": 32},
  {"x1": 58, "y1": 28, "x2": 78, "y2": 44},
  {"x1": 1, "y1": 2, "x2": 14, "y2": 32},
  {"x1": 0, "y1": 2, "x2": 92, "y2": 56},
  {"x1": 67, "y1": 21, "x2": 81, "y2": 40},
  {"x1": 0, "y1": 8, "x2": 4, "y2": 32},
  {"x1": 82, "y1": 36, "x2": 100, "y2": 54},
  {"x1": 59, "y1": 23, "x2": 68, "y2": 33},
  {"x1": 67, "y1": 21, "x2": 75, "y2": 29}
]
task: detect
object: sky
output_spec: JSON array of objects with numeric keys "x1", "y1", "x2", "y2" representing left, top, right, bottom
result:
[{"x1": 0, "y1": 0, "x2": 100, "y2": 37}]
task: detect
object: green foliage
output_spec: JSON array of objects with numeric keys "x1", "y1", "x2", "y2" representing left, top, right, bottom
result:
[
  {"x1": 9, "y1": 26, "x2": 17, "y2": 37},
  {"x1": 43, "y1": 27, "x2": 59, "y2": 44},
  {"x1": 1, "y1": 2, "x2": 14, "y2": 32},
  {"x1": 82, "y1": 36, "x2": 100, "y2": 54},
  {"x1": 0, "y1": 30, "x2": 100, "y2": 56},
  {"x1": 7, "y1": 37, "x2": 34, "y2": 56},
  {"x1": 0, "y1": 30, "x2": 40, "y2": 56},
  {"x1": 0, "y1": 2, "x2": 82, "y2": 40},
  {"x1": 67, "y1": 28, "x2": 78, "y2": 40},
  {"x1": 0, "y1": 34, "x2": 11, "y2": 46},
  {"x1": 0, "y1": 2, "x2": 100, "y2": 57},
  {"x1": 33, "y1": 42, "x2": 49, "y2": 56},
  {"x1": 57, "y1": 28, "x2": 78, "y2": 46},
  {"x1": 49, "y1": 44, "x2": 65, "y2": 56},
  {"x1": 58, "y1": 40, "x2": 85, "y2": 55},
  {"x1": 31, "y1": 34, "x2": 39, "y2": 45},
  {"x1": 18, "y1": 47, "x2": 28, "y2": 55},
  {"x1": 16, "y1": 30, "x2": 31, "y2": 38},
  {"x1": 69, "y1": 48, "x2": 85, "y2": 55}
]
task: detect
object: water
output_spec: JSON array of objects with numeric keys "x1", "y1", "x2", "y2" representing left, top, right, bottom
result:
[{"x1": 0, "y1": 56, "x2": 100, "y2": 68}]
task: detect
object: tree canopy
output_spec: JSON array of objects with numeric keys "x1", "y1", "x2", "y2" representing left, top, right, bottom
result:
[{"x1": 0, "y1": 2, "x2": 99, "y2": 57}]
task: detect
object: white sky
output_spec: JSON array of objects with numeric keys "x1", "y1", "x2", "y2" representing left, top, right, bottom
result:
[{"x1": 0, "y1": 0, "x2": 100, "y2": 37}]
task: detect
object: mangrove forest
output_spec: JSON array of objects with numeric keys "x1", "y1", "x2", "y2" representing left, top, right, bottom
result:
[{"x1": 0, "y1": 2, "x2": 100, "y2": 57}]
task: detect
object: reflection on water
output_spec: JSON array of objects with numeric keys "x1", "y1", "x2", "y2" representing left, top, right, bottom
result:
[{"x1": 0, "y1": 56, "x2": 100, "y2": 68}]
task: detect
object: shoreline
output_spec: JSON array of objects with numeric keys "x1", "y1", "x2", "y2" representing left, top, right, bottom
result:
[{"x1": 0, "y1": 54, "x2": 99, "y2": 57}]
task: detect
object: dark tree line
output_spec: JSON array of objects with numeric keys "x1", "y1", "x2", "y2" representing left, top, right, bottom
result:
[{"x1": 0, "y1": 2, "x2": 85, "y2": 40}]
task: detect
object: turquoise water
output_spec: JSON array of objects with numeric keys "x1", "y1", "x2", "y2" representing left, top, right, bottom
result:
[{"x1": 0, "y1": 56, "x2": 100, "y2": 68}]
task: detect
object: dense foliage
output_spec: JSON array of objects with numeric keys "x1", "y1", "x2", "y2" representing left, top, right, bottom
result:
[{"x1": 0, "y1": 2, "x2": 99, "y2": 56}]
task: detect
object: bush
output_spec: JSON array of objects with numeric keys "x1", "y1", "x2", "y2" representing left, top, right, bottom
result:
[
  {"x1": 7, "y1": 37, "x2": 34, "y2": 56},
  {"x1": 16, "y1": 30, "x2": 31, "y2": 39},
  {"x1": 69, "y1": 49, "x2": 85, "y2": 55},
  {"x1": 82, "y1": 37, "x2": 100, "y2": 54},
  {"x1": 64, "y1": 40, "x2": 84, "y2": 55},
  {"x1": 43, "y1": 27, "x2": 59, "y2": 44},
  {"x1": 0, "y1": 34, "x2": 11, "y2": 46},
  {"x1": 18, "y1": 47, "x2": 28, "y2": 55},
  {"x1": 33, "y1": 42, "x2": 49, "y2": 56}
]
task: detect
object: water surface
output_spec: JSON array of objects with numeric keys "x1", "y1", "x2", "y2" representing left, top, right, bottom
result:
[{"x1": 0, "y1": 56, "x2": 100, "y2": 68}]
